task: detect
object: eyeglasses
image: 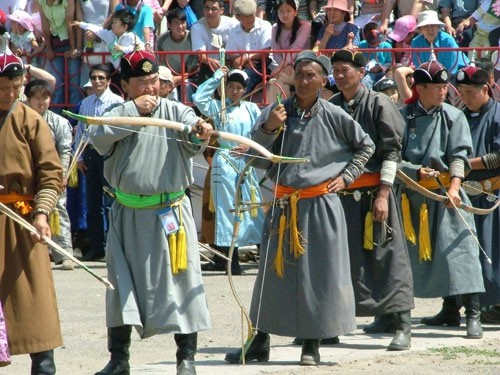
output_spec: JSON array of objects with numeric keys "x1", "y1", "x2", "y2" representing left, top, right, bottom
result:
[{"x1": 90, "y1": 75, "x2": 107, "y2": 81}]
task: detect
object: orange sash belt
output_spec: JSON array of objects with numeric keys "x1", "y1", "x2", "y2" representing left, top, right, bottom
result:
[
  {"x1": 0, "y1": 193, "x2": 35, "y2": 204},
  {"x1": 417, "y1": 172, "x2": 451, "y2": 190},
  {"x1": 345, "y1": 172, "x2": 381, "y2": 190},
  {"x1": 275, "y1": 180, "x2": 330, "y2": 199}
]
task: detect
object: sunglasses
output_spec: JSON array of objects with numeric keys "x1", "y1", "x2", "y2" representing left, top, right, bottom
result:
[{"x1": 90, "y1": 75, "x2": 107, "y2": 81}]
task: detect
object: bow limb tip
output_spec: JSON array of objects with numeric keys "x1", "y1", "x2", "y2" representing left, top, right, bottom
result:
[{"x1": 62, "y1": 110, "x2": 90, "y2": 124}]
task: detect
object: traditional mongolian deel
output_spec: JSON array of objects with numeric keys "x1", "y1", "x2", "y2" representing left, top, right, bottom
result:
[
  {"x1": 88, "y1": 99, "x2": 211, "y2": 338},
  {"x1": 248, "y1": 98, "x2": 375, "y2": 339},
  {"x1": 398, "y1": 102, "x2": 485, "y2": 298}
]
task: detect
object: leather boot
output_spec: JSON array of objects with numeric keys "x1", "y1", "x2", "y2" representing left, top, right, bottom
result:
[
  {"x1": 30, "y1": 350, "x2": 56, "y2": 375},
  {"x1": 175, "y1": 333, "x2": 197, "y2": 375},
  {"x1": 300, "y1": 339, "x2": 320, "y2": 366},
  {"x1": 462, "y1": 293, "x2": 483, "y2": 339},
  {"x1": 95, "y1": 325, "x2": 132, "y2": 375},
  {"x1": 420, "y1": 296, "x2": 461, "y2": 326},
  {"x1": 228, "y1": 247, "x2": 245, "y2": 275},
  {"x1": 363, "y1": 313, "x2": 397, "y2": 334},
  {"x1": 224, "y1": 331, "x2": 270, "y2": 364},
  {"x1": 387, "y1": 311, "x2": 411, "y2": 351}
]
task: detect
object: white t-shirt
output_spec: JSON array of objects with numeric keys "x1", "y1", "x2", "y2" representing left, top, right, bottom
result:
[{"x1": 190, "y1": 15, "x2": 238, "y2": 51}]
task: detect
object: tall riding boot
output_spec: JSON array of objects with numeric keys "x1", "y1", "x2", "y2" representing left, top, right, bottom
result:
[
  {"x1": 388, "y1": 310, "x2": 411, "y2": 351},
  {"x1": 420, "y1": 296, "x2": 461, "y2": 326},
  {"x1": 224, "y1": 331, "x2": 270, "y2": 364},
  {"x1": 300, "y1": 339, "x2": 320, "y2": 366},
  {"x1": 229, "y1": 246, "x2": 245, "y2": 275},
  {"x1": 175, "y1": 333, "x2": 198, "y2": 375},
  {"x1": 363, "y1": 313, "x2": 397, "y2": 334},
  {"x1": 30, "y1": 350, "x2": 56, "y2": 375},
  {"x1": 95, "y1": 325, "x2": 132, "y2": 375},
  {"x1": 462, "y1": 293, "x2": 483, "y2": 339}
]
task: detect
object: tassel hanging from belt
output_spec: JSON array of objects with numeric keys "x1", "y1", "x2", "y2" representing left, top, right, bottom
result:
[
  {"x1": 418, "y1": 202, "x2": 432, "y2": 261},
  {"x1": 13, "y1": 201, "x2": 33, "y2": 216},
  {"x1": 68, "y1": 164, "x2": 79, "y2": 188},
  {"x1": 274, "y1": 211, "x2": 287, "y2": 278},
  {"x1": 250, "y1": 185, "x2": 258, "y2": 218},
  {"x1": 401, "y1": 192, "x2": 416, "y2": 245},
  {"x1": 49, "y1": 209, "x2": 61, "y2": 236},
  {"x1": 169, "y1": 199, "x2": 188, "y2": 275},
  {"x1": 363, "y1": 196, "x2": 374, "y2": 250}
]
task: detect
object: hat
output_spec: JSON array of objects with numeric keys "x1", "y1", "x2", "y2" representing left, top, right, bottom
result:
[
  {"x1": 0, "y1": 9, "x2": 7, "y2": 26},
  {"x1": 233, "y1": 0, "x2": 257, "y2": 15},
  {"x1": 413, "y1": 60, "x2": 449, "y2": 85},
  {"x1": 227, "y1": 69, "x2": 249, "y2": 87},
  {"x1": 120, "y1": 50, "x2": 159, "y2": 80},
  {"x1": 322, "y1": 0, "x2": 350, "y2": 12},
  {"x1": 294, "y1": 50, "x2": 332, "y2": 75},
  {"x1": 366, "y1": 29, "x2": 385, "y2": 46},
  {"x1": 0, "y1": 52, "x2": 25, "y2": 78},
  {"x1": 456, "y1": 66, "x2": 489, "y2": 85},
  {"x1": 331, "y1": 48, "x2": 367, "y2": 68},
  {"x1": 158, "y1": 65, "x2": 173, "y2": 82},
  {"x1": 388, "y1": 15, "x2": 417, "y2": 42},
  {"x1": 7, "y1": 10, "x2": 34, "y2": 32},
  {"x1": 416, "y1": 10, "x2": 444, "y2": 29},
  {"x1": 373, "y1": 78, "x2": 397, "y2": 92}
]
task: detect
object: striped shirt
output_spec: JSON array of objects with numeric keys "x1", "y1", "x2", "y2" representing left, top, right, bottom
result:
[{"x1": 74, "y1": 87, "x2": 124, "y2": 161}]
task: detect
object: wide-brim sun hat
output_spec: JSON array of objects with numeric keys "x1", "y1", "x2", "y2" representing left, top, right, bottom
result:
[{"x1": 416, "y1": 10, "x2": 444, "y2": 29}]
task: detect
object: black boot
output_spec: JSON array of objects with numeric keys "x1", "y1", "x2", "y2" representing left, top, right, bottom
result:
[
  {"x1": 201, "y1": 245, "x2": 227, "y2": 272},
  {"x1": 388, "y1": 311, "x2": 411, "y2": 351},
  {"x1": 363, "y1": 313, "x2": 397, "y2": 334},
  {"x1": 462, "y1": 293, "x2": 483, "y2": 339},
  {"x1": 30, "y1": 350, "x2": 56, "y2": 375},
  {"x1": 299, "y1": 339, "x2": 320, "y2": 366},
  {"x1": 420, "y1": 296, "x2": 461, "y2": 326},
  {"x1": 228, "y1": 247, "x2": 245, "y2": 275},
  {"x1": 224, "y1": 331, "x2": 270, "y2": 364},
  {"x1": 175, "y1": 333, "x2": 197, "y2": 375},
  {"x1": 95, "y1": 325, "x2": 132, "y2": 375}
]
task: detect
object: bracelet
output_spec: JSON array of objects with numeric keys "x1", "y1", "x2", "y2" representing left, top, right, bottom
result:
[{"x1": 32, "y1": 208, "x2": 50, "y2": 221}]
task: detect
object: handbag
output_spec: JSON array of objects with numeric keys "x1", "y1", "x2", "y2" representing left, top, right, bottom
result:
[{"x1": 184, "y1": 5, "x2": 198, "y2": 29}]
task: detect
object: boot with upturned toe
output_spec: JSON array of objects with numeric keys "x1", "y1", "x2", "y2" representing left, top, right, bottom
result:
[
  {"x1": 224, "y1": 331, "x2": 270, "y2": 364},
  {"x1": 175, "y1": 333, "x2": 198, "y2": 375},
  {"x1": 420, "y1": 296, "x2": 461, "y2": 327},
  {"x1": 95, "y1": 325, "x2": 131, "y2": 375},
  {"x1": 463, "y1": 293, "x2": 483, "y2": 339},
  {"x1": 177, "y1": 359, "x2": 196, "y2": 375},
  {"x1": 30, "y1": 350, "x2": 56, "y2": 375},
  {"x1": 363, "y1": 313, "x2": 397, "y2": 333},
  {"x1": 299, "y1": 339, "x2": 320, "y2": 366},
  {"x1": 387, "y1": 311, "x2": 411, "y2": 351}
]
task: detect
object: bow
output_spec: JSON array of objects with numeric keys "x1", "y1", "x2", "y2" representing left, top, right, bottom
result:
[
  {"x1": 396, "y1": 169, "x2": 500, "y2": 215},
  {"x1": 62, "y1": 111, "x2": 309, "y2": 164}
]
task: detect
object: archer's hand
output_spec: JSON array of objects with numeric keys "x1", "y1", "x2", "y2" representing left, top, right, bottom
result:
[
  {"x1": 327, "y1": 176, "x2": 346, "y2": 193},
  {"x1": 373, "y1": 185, "x2": 390, "y2": 222},
  {"x1": 133, "y1": 95, "x2": 158, "y2": 116},
  {"x1": 419, "y1": 167, "x2": 440, "y2": 180},
  {"x1": 31, "y1": 213, "x2": 51, "y2": 243},
  {"x1": 193, "y1": 120, "x2": 213, "y2": 140},
  {"x1": 262, "y1": 104, "x2": 286, "y2": 133}
]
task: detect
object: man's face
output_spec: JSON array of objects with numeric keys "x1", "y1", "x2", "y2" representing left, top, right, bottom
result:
[
  {"x1": 122, "y1": 73, "x2": 160, "y2": 99},
  {"x1": 419, "y1": 25, "x2": 440, "y2": 44},
  {"x1": 204, "y1": 1, "x2": 223, "y2": 26},
  {"x1": 89, "y1": 69, "x2": 110, "y2": 94},
  {"x1": 294, "y1": 61, "x2": 326, "y2": 101},
  {"x1": 416, "y1": 83, "x2": 448, "y2": 108},
  {"x1": 0, "y1": 75, "x2": 23, "y2": 111},
  {"x1": 457, "y1": 84, "x2": 489, "y2": 112},
  {"x1": 236, "y1": 13, "x2": 256, "y2": 32},
  {"x1": 159, "y1": 79, "x2": 174, "y2": 98},
  {"x1": 170, "y1": 18, "x2": 187, "y2": 40},
  {"x1": 332, "y1": 62, "x2": 364, "y2": 94}
]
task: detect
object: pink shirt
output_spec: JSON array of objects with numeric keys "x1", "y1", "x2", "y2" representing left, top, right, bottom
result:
[{"x1": 271, "y1": 19, "x2": 311, "y2": 66}]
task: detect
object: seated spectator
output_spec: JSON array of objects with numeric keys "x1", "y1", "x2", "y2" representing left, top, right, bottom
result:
[
  {"x1": 438, "y1": 0, "x2": 478, "y2": 47},
  {"x1": 316, "y1": 0, "x2": 359, "y2": 50},
  {"x1": 158, "y1": 65, "x2": 176, "y2": 99},
  {"x1": 157, "y1": 8, "x2": 198, "y2": 102},
  {"x1": 190, "y1": 0, "x2": 237, "y2": 86},
  {"x1": 387, "y1": 14, "x2": 416, "y2": 66},
  {"x1": 7, "y1": 10, "x2": 43, "y2": 63},
  {"x1": 476, "y1": 57, "x2": 500, "y2": 102},
  {"x1": 373, "y1": 76, "x2": 399, "y2": 104},
  {"x1": 411, "y1": 10, "x2": 468, "y2": 75},
  {"x1": 71, "y1": 9, "x2": 143, "y2": 70},
  {"x1": 455, "y1": 0, "x2": 500, "y2": 59},
  {"x1": 354, "y1": 0, "x2": 386, "y2": 28},
  {"x1": 267, "y1": 0, "x2": 311, "y2": 104},
  {"x1": 226, "y1": 0, "x2": 274, "y2": 95},
  {"x1": 358, "y1": 22, "x2": 392, "y2": 89},
  {"x1": 380, "y1": 0, "x2": 423, "y2": 35}
]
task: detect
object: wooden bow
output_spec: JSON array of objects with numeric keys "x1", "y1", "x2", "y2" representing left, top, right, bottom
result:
[
  {"x1": 62, "y1": 111, "x2": 309, "y2": 164},
  {"x1": 396, "y1": 169, "x2": 500, "y2": 215}
]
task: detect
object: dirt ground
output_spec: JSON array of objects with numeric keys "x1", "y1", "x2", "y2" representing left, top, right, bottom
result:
[{"x1": 2, "y1": 258, "x2": 499, "y2": 375}]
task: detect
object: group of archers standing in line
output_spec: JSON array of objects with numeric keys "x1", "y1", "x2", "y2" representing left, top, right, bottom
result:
[{"x1": 1, "y1": 19, "x2": 500, "y2": 375}]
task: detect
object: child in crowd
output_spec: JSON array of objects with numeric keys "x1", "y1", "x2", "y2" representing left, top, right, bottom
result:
[
  {"x1": 71, "y1": 8, "x2": 143, "y2": 69},
  {"x1": 359, "y1": 22, "x2": 392, "y2": 89},
  {"x1": 7, "y1": 10, "x2": 43, "y2": 63},
  {"x1": 387, "y1": 15, "x2": 417, "y2": 66},
  {"x1": 373, "y1": 77, "x2": 400, "y2": 105}
]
